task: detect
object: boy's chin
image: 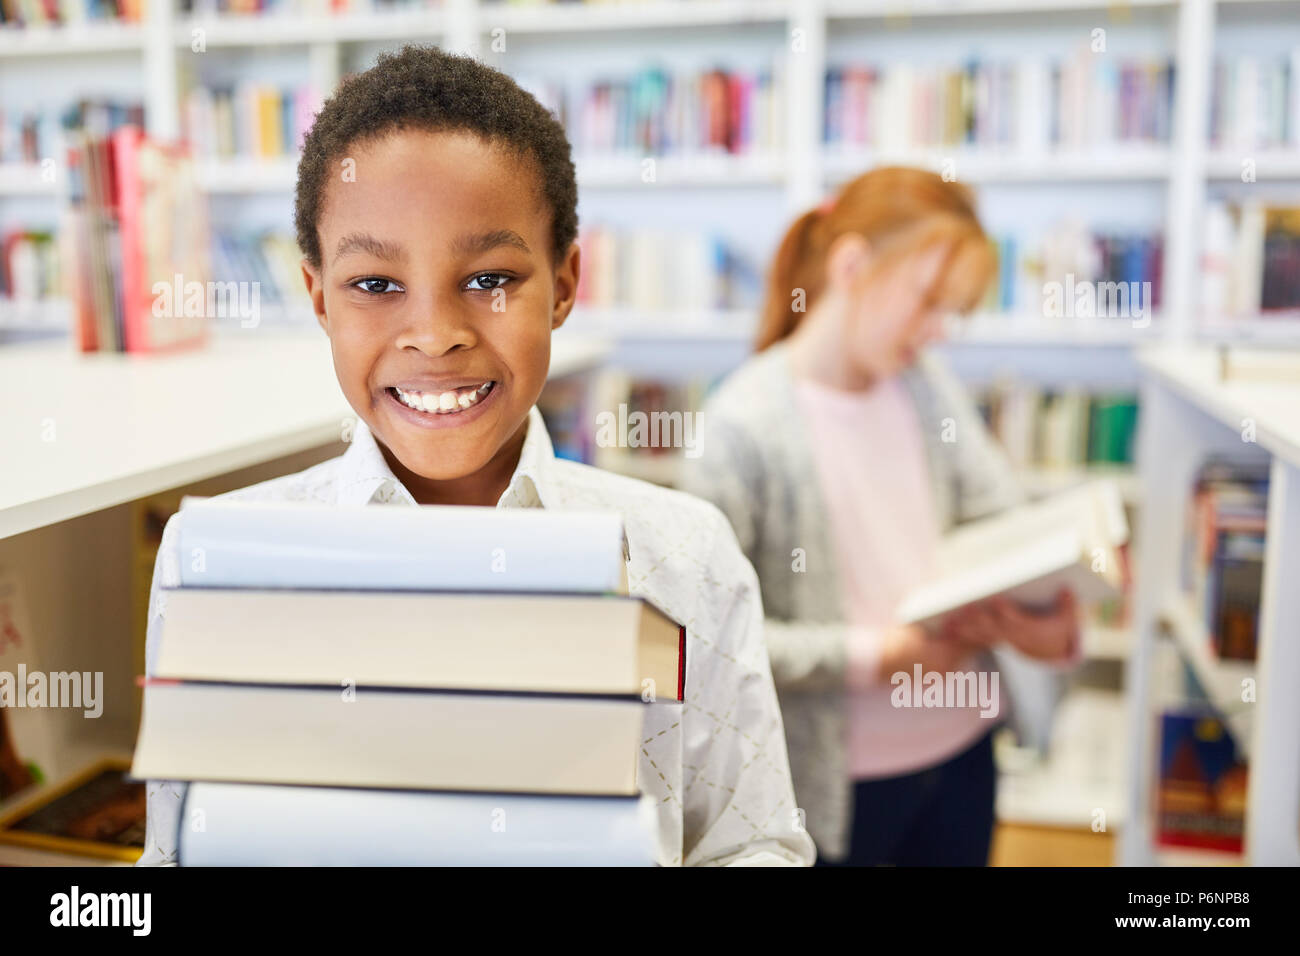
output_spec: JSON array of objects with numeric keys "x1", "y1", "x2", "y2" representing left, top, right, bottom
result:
[{"x1": 384, "y1": 434, "x2": 500, "y2": 485}]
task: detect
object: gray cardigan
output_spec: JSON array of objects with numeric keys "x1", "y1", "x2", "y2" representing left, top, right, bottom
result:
[{"x1": 679, "y1": 340, "x2": 1030, "y2": 861}]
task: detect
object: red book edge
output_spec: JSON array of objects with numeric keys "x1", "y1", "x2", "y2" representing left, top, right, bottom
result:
[{"x1": 677, "y1": 624, "x2": 686, "y2": 702}]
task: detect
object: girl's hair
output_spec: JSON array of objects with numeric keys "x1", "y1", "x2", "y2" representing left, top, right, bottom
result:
[{"x1": 756, "y1": 166, "x2": 997, "y2": 351}]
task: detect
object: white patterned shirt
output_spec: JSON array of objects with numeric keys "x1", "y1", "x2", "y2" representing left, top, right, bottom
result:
[{"x1": 136, "y1": 406, "x2": 814, "y2": 867}]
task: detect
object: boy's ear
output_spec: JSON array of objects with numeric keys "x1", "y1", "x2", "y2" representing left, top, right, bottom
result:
[
  {"x1": 550, "y1": 241, "x2": 581, "y2": 331},
  {"x1": 300, "y1": 259, "x2": 329, "y2": 333}
]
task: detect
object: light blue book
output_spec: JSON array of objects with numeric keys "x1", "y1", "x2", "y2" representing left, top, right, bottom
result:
[
  {"x1": 174, "y1": 498, "x2": 626, "y2": 593},
  {"x1": 178, "y1": 783, "x2": 658, "y2": 867}
]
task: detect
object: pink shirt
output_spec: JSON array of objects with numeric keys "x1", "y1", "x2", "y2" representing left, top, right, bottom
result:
[{"x1": 793, "y1": 375, "x2": 999, "y2": 780}]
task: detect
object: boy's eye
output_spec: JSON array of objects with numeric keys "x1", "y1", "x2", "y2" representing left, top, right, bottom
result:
[
  {"x1": 352, "y1": 278, "x2": 402, "y2": 296},
  {"x1": 465, "y1": 273, "x2": 512, "y2": 292}
]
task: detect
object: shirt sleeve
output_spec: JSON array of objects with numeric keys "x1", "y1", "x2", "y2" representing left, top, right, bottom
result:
[
  {"x1": 844, "y1": 625, "x2": 887, "y2": 691},
  {"x1": 680, "y1": 509, "x2": 817, "y2": 867},
  {"x1": 134, "y1": 514, "x2": 184, "y2": 867}
]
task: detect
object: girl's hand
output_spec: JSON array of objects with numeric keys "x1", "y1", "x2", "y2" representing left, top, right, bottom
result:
[{"x1": 941, "y1": 589, "x2": 1080, "y2": 662}]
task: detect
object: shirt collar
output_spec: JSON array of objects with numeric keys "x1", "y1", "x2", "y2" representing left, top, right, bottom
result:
[{"x1": 335, "y1": 405, "x2": 555, "y2": 509}]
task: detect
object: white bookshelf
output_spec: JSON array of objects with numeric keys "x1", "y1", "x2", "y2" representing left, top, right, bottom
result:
[
  {"x1": 3, "y1": 0, "x2": 1296, "y2": 349},
  {"x1": 1124, "y1": 344, "x2": 1300, "y2": 866},
  {"x1": 0, "y1": 21, "x2": 145, "y2": 56}
]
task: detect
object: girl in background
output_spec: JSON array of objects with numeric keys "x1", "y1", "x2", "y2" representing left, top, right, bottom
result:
[{"x1": 682, "y1": 168, "x2": 1080, "y2": 866}]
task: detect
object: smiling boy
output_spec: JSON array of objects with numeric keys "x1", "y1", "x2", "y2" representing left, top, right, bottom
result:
[{"x1": 136, "y1": 47, "x2": 814, "y2": 867}]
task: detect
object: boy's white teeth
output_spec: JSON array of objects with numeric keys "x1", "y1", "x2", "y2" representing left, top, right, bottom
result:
[{"x1": 394, "y1": 382, "x2": 493, "y2": 415}]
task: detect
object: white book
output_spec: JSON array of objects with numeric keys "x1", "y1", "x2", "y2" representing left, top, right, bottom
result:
[
  {"x1": 178, "y1": 783, "x2": 658, "y2": 867},
  {"x1": 896, "y1": 480, "x2": 1128, "y2": 628},
  {"x1": 175, "y1": 498, "x2": 626, "y2": 593}
]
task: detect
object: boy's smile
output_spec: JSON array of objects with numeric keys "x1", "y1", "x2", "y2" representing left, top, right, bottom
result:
[{"x1": 301, "y1": 129, "x2": 579, "y2": 505}]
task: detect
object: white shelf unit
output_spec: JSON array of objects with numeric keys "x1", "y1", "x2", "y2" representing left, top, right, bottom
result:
[
  {"x1": 4, "y1": 0, "x2": 1296, "y2": 347},
  {"x1": 1123, "y1": 345, "x2": 1300, "y2": 866}
]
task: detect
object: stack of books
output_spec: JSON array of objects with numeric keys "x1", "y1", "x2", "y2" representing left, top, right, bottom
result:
[{"x1": 130, "y1": 499, "x2": 683, "y2": 866}]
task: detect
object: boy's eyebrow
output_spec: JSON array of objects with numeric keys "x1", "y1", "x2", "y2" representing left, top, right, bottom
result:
[
  {"x1": 452, "y1": 229, "x2": 531, "y2": 257},
  {"x1": 334, "y1": 233, "x2": 408, "y2": 265}
]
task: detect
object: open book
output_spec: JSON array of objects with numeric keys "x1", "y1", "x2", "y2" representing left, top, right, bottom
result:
[{"x1": 895, "y1": 480, "x2": 1129, "y2": 628}]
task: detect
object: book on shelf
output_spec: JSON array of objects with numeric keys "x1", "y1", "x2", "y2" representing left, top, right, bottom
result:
[
  {"x1": 975, "y1": 225, "x2": 1162, "y2": 317},
  {"x1": 0, "y1": 0, "x2": 142, "y2": 27},
  {"x1": 179, "y1": 0, "x2": 437, "y2": 15},
  {"x1": 0, "y1": 230, "x2": 59, "y2": 307},
  {"x1": 823, "y1": 54, "x2": 1173, "y2": 152},
  {"x1": 519, "y1": 64, "x2": 783, "y2": 159},
  {"x1": 895, "y1": 479, "x2": 1128, "y2": 628},
  {"x1": 132, "y1": 500, "x2": 676, "y2": 864},
  {"x1": 1218, "y1": 347, "x2": 1300, "y2": 383},
  {"x1": 1203, "y1": 202, "x2": 1300, "y2": 319},
  {"x1": 1209, "y1": 50, "x2": 1300, "y2": 152},
  {"x1": 537, "y1": 375, "x2": 597, "y2": 464},
  {"x1": 1157, "y1": 707, "x2": 1248, "y2": 855},
  {"x1": 62, "y1": 103, "x2": 212, "y2": 353},
  {"x1": 0, "y1": 758, "x2": 144, "y2": 867},
  {"x1": 977, "y1": 384, "x2": 1140, "y2": 472},
  {"x1": 177, "y1": 783, "x2": 657, "y2": 867},
  {"x1": 209, "y1": 230, "x2": 309, "y2": 319},
  {"x1": 0, "y1": 106, "x2": 61, "y2": 166},
  {"x1": 183, "y1": 84, "x2": 320, "y2": 162},
  {"x1": 588, "y1": 372, "x2": 715, "y2": 486},
  {"x1": 1182, "y1": 458, "x2": 1269, "y2": 664},
  {"x1": 575, "y1": 225, "x2": 760, "y2": 313}
]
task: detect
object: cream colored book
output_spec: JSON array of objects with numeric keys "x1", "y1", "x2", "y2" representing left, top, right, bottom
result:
[
  {"x1": 896, "y1": 480, "x2": 1128, "y2": 628},
  {"x1": 154, "y1": 589, "x2": 685, "y2": 700},
  {"x1": 131, "y1": 683, "x2": 644, "y2": 796}
]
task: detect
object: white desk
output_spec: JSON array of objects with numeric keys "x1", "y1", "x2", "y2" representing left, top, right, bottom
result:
[{"x1": 0, "y1": 331, "x2": 610, "y2": 540}]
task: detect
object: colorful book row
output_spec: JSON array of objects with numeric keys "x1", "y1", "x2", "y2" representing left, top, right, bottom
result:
[
  {"x1": 575, "y1": 225, "x2": 760, "y2": 312},
  {"x1": 521, "y1": 65, "x2": 784, "y2": 158},
  {"x1": 824, "y1": 56, "x2": 1174, "y2": 151},
  {"x1": 183, "y1": 84, "x2": 320, "y2": 161}
]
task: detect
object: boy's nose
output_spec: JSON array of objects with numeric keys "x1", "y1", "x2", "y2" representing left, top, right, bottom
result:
[{"x1": 393, "y1": 294, "x2": 478, "y2": 356}]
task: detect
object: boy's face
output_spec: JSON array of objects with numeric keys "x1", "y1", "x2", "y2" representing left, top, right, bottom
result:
[{"x1": 301, "y1": 129, "x2": 579, "y2": 502}]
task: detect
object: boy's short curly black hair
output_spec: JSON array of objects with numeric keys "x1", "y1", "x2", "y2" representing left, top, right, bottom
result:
[{"x1": 294, "y1": 45, "x2": 578, "y2": 269}]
